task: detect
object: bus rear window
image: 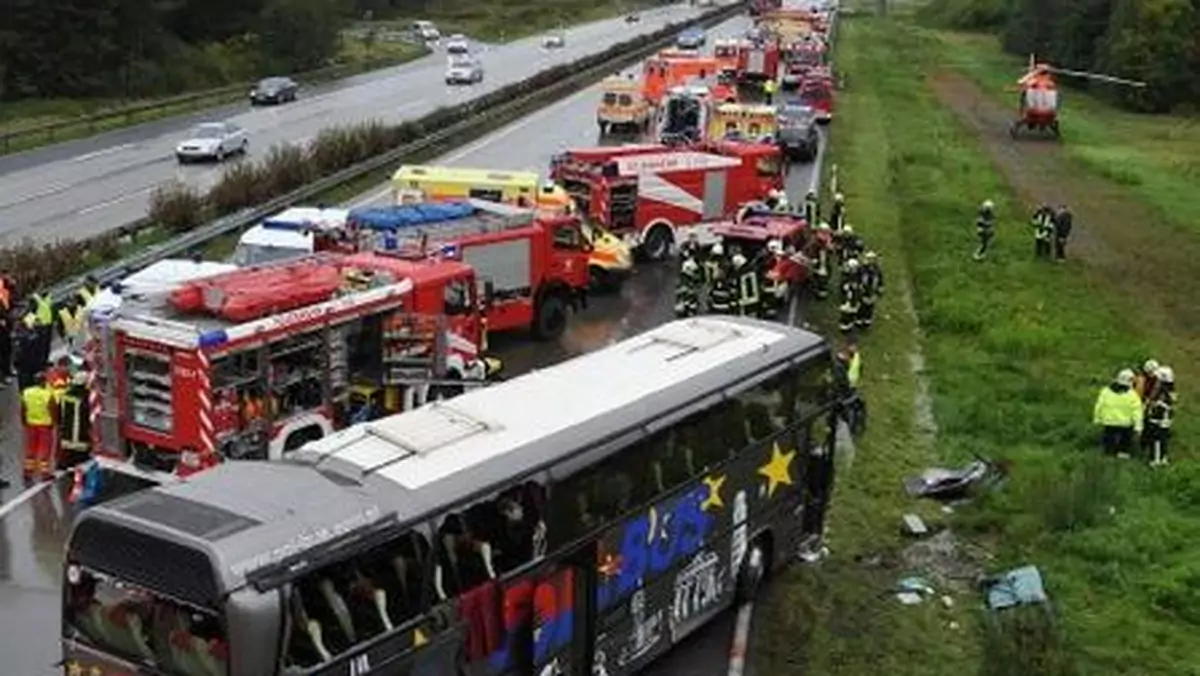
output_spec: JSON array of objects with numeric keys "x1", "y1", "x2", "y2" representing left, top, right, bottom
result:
[{"x1": 65, "y1": 567, "x2": 228, "y2": 676}]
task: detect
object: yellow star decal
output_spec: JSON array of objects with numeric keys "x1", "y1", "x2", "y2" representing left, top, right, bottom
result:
[
  {"x1": 66, "y1": 662, "x2": 82, "y2": 676},
  {"x1": 702, "y1": 474, "x2": 726, "y2": 511},
  {"x1": 413, "y1": 627, "x2": 429, "y2": 648},
  {"x1": 758, "y1": 442, "x2": 795, "y2": 498}
]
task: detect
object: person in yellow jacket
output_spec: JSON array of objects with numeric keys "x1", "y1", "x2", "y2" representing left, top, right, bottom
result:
[
  {"x1": 21, "y1": 375, "x2": 59, "y2": 483},
  {"x1": 1093, "y1": 368, "x2": 1142, "y2": 457},
  {"x1": 762, "y1": 77, "x2": 778, "y2": 106}
]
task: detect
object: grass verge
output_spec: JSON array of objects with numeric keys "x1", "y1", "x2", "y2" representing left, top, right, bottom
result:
[
  {"x1": 928, "y1": 31, "x2": 1200, "y2": 237},
  {"x1": 0, "y1": 36, "x2": 426, "y2": 157},
  {"x1": 755, "y1": 10, "x2": 1200, "y2": 676}
]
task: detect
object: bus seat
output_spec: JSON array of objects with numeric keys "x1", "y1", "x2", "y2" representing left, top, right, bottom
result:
[
  {"x1": 191, "y1": 635, "x2": 226, "y2": 676},
  {"x1": 318, "y1": 578, "x2": 356, "y2": 646},
  {"x1": 168, "y1": 629, "x2": 214, "y2": 676},
  {"x1": 306, "y1": 619, "x2": 333, "y2": 662},
  {"x1": 390, "y1": 555, "x2": 413, "y2": 611},
  {"x1": 478, "y1": 541, "x2": 497, "y2": 580},
  {"x1": 373, "y1": 588, "x2": 394, "y2": 632}
]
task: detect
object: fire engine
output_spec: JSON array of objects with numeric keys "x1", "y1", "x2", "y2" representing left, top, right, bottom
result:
[
  {"x1": 735, "y1": 40, "x2": 781, "y2": 83},
  {"x1": 85, "y1": 252, "x2": 494, "y2": 481},
  {"x1": 641, "y1": 52, "x2": 721, "y2": 107},
  {"x1": 549, "y1": 141, "x2": 785, "y2": 261},
  {"x1": 345, "y1": 199, "x2": 592, "y2": 339},
  {"x1": 713, "y1": 38, "x2": 742, "y2": 76},
  {"x1": 797, "y1": 67, "x2": 835, "y2": 123},
  {"x1": 749, "y1": 0, "x2": 781, "y2": 18}
]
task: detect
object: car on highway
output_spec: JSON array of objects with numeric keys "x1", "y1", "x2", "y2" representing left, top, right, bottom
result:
[
  {"x1": 625, "y1": 12, "x2": 640, "y2": 22},
  {"x1": 542, "y1": 32, "x2": 565, "y2": 49},
  {"x1": 445, "y1": 55, "x2": 484, "y2": 85},
  {"x1": 412, "y1": 20, "x2": 440, "y2": 41},
  {"x1": 677, "y1": 27, "x2": 706, "y2": 49},
  {"x1": 175, "y1": 122, "x2": 248, "y2": 163},
  {"x1": 249, "y1": 76, "x2": 298, "y2": 105},
  {"x1": 445, "y1": 33, "x2": 471, "y2": 54},
  {"x1": 776, "y1": 103, "x2": 820, "y2": 161}
]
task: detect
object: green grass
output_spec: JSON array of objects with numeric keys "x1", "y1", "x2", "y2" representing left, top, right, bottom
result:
[
  {"x1": 754, "y1": 11, "x2": 1200, "y2": 676},
  {"x1": 0, "y1": 36, "x2": 425, "y2": 157},
  {"x1": 929, "y1": 31, "x2": 1200, "y2": 236}
]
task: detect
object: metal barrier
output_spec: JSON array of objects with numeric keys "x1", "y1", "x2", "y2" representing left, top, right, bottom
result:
[{"x1": 43, "y1": 2, "x2": 746, "y2": 304}]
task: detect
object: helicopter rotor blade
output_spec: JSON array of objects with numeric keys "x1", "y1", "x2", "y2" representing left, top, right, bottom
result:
[{"x1": 1045, "y1": 66, "x2": 1147, "y2": 88}]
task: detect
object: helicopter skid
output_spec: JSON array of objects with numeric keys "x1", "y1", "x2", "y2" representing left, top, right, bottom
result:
[{"x1": 1009, "y1": 118, "x2": 1061, "y2": 141}]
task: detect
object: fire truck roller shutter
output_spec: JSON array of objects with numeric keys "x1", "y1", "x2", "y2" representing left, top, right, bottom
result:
[
  {"x1": 703, "y1": 170, "x2": 727, "y2": 220},
  {"x1": 461, "y1": 240, "x2": 532, "y2": 301}
]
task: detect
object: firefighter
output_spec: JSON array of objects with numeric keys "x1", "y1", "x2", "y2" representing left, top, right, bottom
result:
[
  {"x1": 838, "y1": 259, "x2": 862, "y2": 334},
  {"x1": 834, "y1": 342, "x2": 865, "y2": 435},
  {"x1": 0, "y1": 273, "x2": 13, "y2": 382},
  {"x1": 803, "y1": 190, "x2": 819, "y2": 225},
  {"x1": 77, "y1": 275, "x2": 100, "y2": 307},
  {"x1": 763, "y1": 77, "x2": 778, "y2": 105},
  {"x1": 857, "y1": 251, "x2": 884, "y2": 329},
  {"x1": 707, "y1": 243, "x2": 734, "y2": 314},
  {"x1": 21, "y1": 372, "x2": 58, "y2": 484},
  {"x1": 809, "y1": 223, "x2": 833, "y2": 300},
  {"x1": 836, "y1": 224, "x2": 863, "y2": 267},
  {"x1": 829, "y1": 192, "x2": 846, "y2": 231},
  {"x1": 1144, "y1": 366, "x2": 1175, "y2": 467},
  {"x1": 974, "y1": 200, "x2": 996, "y2": 261},
  {"x1": 14, "y1": 309, "x2": 43, "y2": 390},
  {"x1": 674, "y1": 258, "x2": 702, "y2": 318},
  {"x1": 1092, "y1": 368, "x2": 1142, "y2": 457},
  {"x1": 759, "y1": 239, "x2": 786, "y2": 319},
  {"x1": 1031, "y1": 204, "x2": 1054, "y2": 260},
  {"x1": 56, "y1": 298, "x2": 86, "y2": 354},
  {"x1": 680, "y1": 230, "x2": 703, "y2": 264},
  {"x1": 704, "y1": 241, "x2": 727, "y2": 287},
  {"x1": 733, "y1": 253, "x2": 760, "y2": 317},
  {"x1": 1134, "y1": 359, "x2": 1160, "y2": 403},
  {"x1": 1053, "y1": 204, "x2": 1073, "y2": 262}
]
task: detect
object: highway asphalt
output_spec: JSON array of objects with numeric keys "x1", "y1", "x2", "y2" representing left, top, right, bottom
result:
[
  {"x1": 0, "y1": 2, "x2": 711, "y2": 247},
  {"x1": 0, "y1": 14, "x2": 821, "y2": 674}
]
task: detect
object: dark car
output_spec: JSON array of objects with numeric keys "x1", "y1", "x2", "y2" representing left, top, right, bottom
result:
[
  {"x1": 250, "y1": 77, "x2": 299, "y2": 105},
  {"x1": 776, "y1": 105, "x2": 820, "y2": 162}
]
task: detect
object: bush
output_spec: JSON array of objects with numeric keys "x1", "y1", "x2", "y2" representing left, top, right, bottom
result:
[
  {"x1": 260, "y1": 143, "x2": 315, "y2": 196},
  {"x1": 149, "y1": 180, "x2": 206, "y2": 233},
  {"x1": 209, "y1": 161, "x2": 268, "y2": 215},
  {"x1": 0, "y1": 239, "x2": 88, "y2": 297}
]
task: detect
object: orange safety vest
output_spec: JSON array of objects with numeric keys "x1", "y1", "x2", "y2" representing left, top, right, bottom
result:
[{"x1": 0, "y1": 279, "x2": 10, "y2": 311}]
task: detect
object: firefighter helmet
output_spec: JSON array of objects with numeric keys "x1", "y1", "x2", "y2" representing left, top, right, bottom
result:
[
  {"x1": 846, "y1": 258, "x2": 860, "y2": 270},
  {"x1": 711, "y1": 242, "x2": 725, "y2": 257},
  {"x1": 865, "y1": 250, "x2": 877, "y2": 261},
  {"x1": 843, "y1": 225, "x2": 854, "y2": 235},
  {"x1": 1115, "y1": 368, "x2": 1135, "y2": 387},
  {"x1": 767, "y1": 239, "x2": 783, "y2": 254},
  {"x1": 981, "y1": 199, "x2": 995, "y2": 212},
  {"x1": 732, "y1": 253, "x2": 748, "y2": 268},
  {"x1": 834, "y1": 192, "x2": 844, "y2": 202},
  {"x1": 682, "y1": 258, "x2": 700, "y2": 275},
  {"x1": 1157, "y1": 366, "x2": 1174, "y2": 384},
  {"x1": 817, "y1": 221, "x2": 830, "y2": 231},
  {"x1": 1143, "y1": 359, "x2": 1159, "y2": 374}
]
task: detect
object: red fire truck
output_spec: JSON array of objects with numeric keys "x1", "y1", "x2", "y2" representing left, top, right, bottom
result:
[
  {"x1": 550, "y1": 141, "x2": 785, "y2": 260},
  {"x1": 798, "y1": 68, "x2": 835, "y2": 122},
  {"x1": 85, "y1": 252, "x2": 494, "y2": 481},
  {"x1": 344, "y1": 199, "x2": 592, "y2": 339},
  {"x1": 736, "y1": 40, "x2": 781, "y2": 83}
]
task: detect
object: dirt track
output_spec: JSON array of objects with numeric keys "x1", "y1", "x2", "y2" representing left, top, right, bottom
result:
[{"x1": 928, "y1": 71, "x2": 1200, "y2": 371}]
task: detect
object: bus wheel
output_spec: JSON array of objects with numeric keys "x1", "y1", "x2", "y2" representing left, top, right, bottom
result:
[
  {"x1": 534, "y1": 293, "x2": 569, "y2": 340},
  {"x1": 737, "y1": 536, "x2": 771, "y2": 603}
]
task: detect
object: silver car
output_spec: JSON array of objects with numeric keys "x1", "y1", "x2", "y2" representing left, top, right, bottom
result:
[
  {"x1": 175, "y1": 122, "x2": 248, "y2": 163},
  {"x1": 542, "y1": 33, "x2": 565, "y2": 49},
  {"x1": 445, "y1": 34, "x2": 471, "y2": 54},
  {"x1": 445, "y1": 56, "x2": 484, "y2": 85}
]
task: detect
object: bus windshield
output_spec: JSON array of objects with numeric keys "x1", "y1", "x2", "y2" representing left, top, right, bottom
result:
[{"x1": 65, "y1": 566, "x2": 229, "y2": 676}]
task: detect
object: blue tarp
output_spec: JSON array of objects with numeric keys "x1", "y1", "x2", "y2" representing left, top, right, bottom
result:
[{"x1": 348, "y1": 201, "x2": 478, "y2": 232}]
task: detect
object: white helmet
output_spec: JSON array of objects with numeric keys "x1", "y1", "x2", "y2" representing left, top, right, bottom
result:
[
  {"x1": 1115, "y1": 368, "x2": 1135, "y2": 387},
  {"x1": 1157, "y1": 366, "x2": 1174, "y2": 384},
  {"x1": 1143, "y1": 359, "x2": 1159, "y2": 373},
  {"x1": 982, "y1": 199, "x2": 995, "y2": 210},
  {"x1": 846, "y1": 258, "x2": 860, "y2": 270},
  {"x1": 843, "y1": 225, "x2": 854, "y2": 235},
  {"x1": 711, "y1": 242, "x2": 724, "y2": 257},
  {"x1": 767, "y1": 239, "x2": 783, "y2": 254},
  {"x1": 817, "y1": 221, "x2": 831, "y2": 231},
  {"x1": 835, "y1": 192, "x2": 844, "y2": 202},
  {"x1": 732, "y1": 253, "x2": 747, "y2": 268},
  {"x1": 865, "y1": 250, "x2": 878, "y2": 261},
  {"x1": 682, "y1": 258, "x2": 700, "y2": 275}
]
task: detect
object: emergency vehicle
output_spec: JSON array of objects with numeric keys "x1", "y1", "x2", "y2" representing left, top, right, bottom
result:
[
  {"x1": 735, "y1": 40, "x2": 781, "y2": 83},
  {"x1": 596, "y1": 75, "x2": 653, "y2": 135},
  {"x1": 713, "y1": 38, "x2": 742, "y2": 75},
  {"x1": 390, "y1": 164, "x2": 573, "y2": 217},
  {"x1": 798, "y1": 68, "x2": 835, "y2": 122},
  {"x1": 641, "y1": 53, "x2": 721, "y2": 106},
  {"x1": 711, "y1": 212, "x2": 812, "y2": 318},
  {"x1": 85, "y1": 252, "x2": 495, "y2": 482},
  {"x1": 549, "y1": 141, "x2": 785, "y2": 260},
  {"x1": 345, "y1": 199, "x2": 593, "y2": 336},
  {"x1": 707, "y1": 102, "x2": 779, "y2": 142}
]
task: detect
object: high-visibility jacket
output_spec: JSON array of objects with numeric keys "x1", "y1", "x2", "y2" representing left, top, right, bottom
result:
[
  {"x1": 32, "y1": 293, "x2": 53, "y2": 326},
  {"x1": 21, "y1": 312, "x2": 37, "y2": 330},
  {"x1": 847, "y1": 352, "x2": 861, "y2": 389},
  {"x1": 1093, "y1": 385, "x2": 1143, "y2": 432},
  {"x1": 78, "y1": 284, "x2": 99, "y2": 306},
  {"x1": 22, "y1": 385, "x2": 56, "y2": 426},
  {"x1": 763, "y1": 79, "x2": 778, "y2": 94},
  {"x1": 58, "y1": 305, "x2": 85, "y2": 339}
]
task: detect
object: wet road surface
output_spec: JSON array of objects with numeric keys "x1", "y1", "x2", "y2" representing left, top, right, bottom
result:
[
  {"x1": 0, "y1": 16, "x2": 822, "y2": 672},
  {"x1": 0, "y1": 2, "x2": 712, "y2": 246}
]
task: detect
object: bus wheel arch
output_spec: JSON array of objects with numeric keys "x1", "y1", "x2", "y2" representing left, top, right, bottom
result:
[{"x1": 641, "y1": 220, "x2": 675, "y2": 261}]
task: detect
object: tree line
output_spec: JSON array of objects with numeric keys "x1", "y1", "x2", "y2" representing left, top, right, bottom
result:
[
  {"x1": 0, "y1": 0, "x2": 447, "y2": 101},
  {"x1": 920, "y1": 0, "x2": 1200, "y2": 113}
]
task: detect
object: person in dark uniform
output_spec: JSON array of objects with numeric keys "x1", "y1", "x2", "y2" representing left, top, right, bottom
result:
[
  {"x1": 1031, "y1": 204, "x2": 1055, "y2": 260},
  {"x1": 1053, "y1": 204, "x2": 1073, "y2": 262}
]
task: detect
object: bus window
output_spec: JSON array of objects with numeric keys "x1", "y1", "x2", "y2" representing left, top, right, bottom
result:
[
  {"x1": 468, "y1": 188, "x2": 504, "y2": 203},
  {"x1": 603, "y1": 92, "x2": 618, "y2": 106},
  {"x1": 693, "y1": 401, "x2": 740, "y2": 468},
  {"x1": 435, "y1": 513, "x2": 496, "y2": 601},
  {"x1": 735, "y1": 369, "x2": 798, "y2": 443},
  {"x1": 548, "y1": 446, "x2": 644, "y2": 546},
  {"x1": 283, "y1": 530, "x2": 431, "y2": 669},
  {"x1": 795, "y1": 358, "x2": 833, "y2": 418}
]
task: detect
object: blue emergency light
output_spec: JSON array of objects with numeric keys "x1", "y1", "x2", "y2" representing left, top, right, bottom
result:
[
  {"x1": 198, "y1": 329, "x2": 229, "y2": 348},
  {"x1": 440, "y1": 243, "x2": 460, "y2": 258}
]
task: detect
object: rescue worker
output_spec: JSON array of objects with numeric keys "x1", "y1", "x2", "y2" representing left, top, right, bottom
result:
[
  {"x1": 1092, "y1": 368, "x2": 1142, "y2": 457},
  {"x1": 30, "y1": 291, "x2": 54, "y2": 354},
  {"x1": 56, "y1": 298, "x2": 86, "y2": 354},
  {"x1": 803, "y1": 190, "x2": 820, "y2": 225},
  {"x1": 763, "y1": 77, "x2": 778, "y2": 105},
  {"x1": 733, "y1": 253, "x2": 761, "y2": 317},
  {"x1": 833, "y1": 342, "x2": 865, "y2": 435},
  {"x1": 772, "y1": 189, "x2": 789, "y2": 212},
  {"x1": 704, "y1": 241, "x2": 728, "y2": 289},
  {"x1": 680, "y1": 231, "x2": 703, "y2": 264},
  {"x1": 838, "y1": 259, "x2": 862, "y2": 334},
  {"x1": 1031, "y1": 204, "x2": 1055, "y2": 260},
  {"x1": 674, "y1": 258, "x2": 702, "y2": 318},
  {"x1": 21, "y1": 372, "x2": 58, "y2": 484},
  {"x1": 809, "y1": 223, "x2": 833, "y2": 299},
  {"x1": 0, "y1": 273, "x2": 13, "y2": 381},
  {"x1": 1053, "y1": 204, "x2": 1073, "y2": 262},
  {"x1": 1144, "y1": 366, "x2": 1175, "y2": 467},
  {"x1": 1133, "y1": 359, "x2": 1160, "y2": 404},
  {"x1": 706, "y1": 242, "x2": 734, "y2": 314},
  {"x1": 15, "y1": 308, "x2": 43, "y2": 390},
  {"x1": 759, "y1": 240, "x2": 786, "y2": 319},
  {"x1": 45, "y1": 357, "x2": 71, "y2": 397},
  {"x1": 857, "y1": 251, "x2": 884, "y2": 329},
  {"x1": 836, "y1": 224, "x2": 863, "y2": 267},
  {"x1": 77, "y1": 275, "x2": 100, "y2": 307},
  {"x1": 829, "y1": 192, "x2": 846, "y2": 231},
  {"x1": 974, "y1": 200, "x2": 996, "y2": 261}
]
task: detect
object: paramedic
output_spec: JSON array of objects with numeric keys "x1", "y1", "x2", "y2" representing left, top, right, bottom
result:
[
  {"x1": 1092, "y1": 368, "x2": 1142, "y2": 456},
  {"x1": 21, "y1": 374, "x2": 58, "y2": 483},
  {"x1": 834, "y1": 342, "x2": 865, "y2": 434}
]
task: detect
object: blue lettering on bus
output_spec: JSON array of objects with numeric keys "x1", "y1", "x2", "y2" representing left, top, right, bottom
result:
[{"x1": 597, "y1": 484, "x2": 714, "y2": 611}]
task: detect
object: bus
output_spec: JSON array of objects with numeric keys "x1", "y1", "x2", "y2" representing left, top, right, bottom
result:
[{"x1": 61, "y1": 316, "x2": 841, "y2": 676}]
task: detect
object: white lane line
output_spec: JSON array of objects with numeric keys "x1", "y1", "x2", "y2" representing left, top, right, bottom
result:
[
  {"x1": 0, "y1": 475, "x2": 59, "y2": 520},
  {"x1": 73, "y1": 142, "x2": 135, "y2": 162},
  {"x1": 1, "y1": 182, "x2": 69, "y2": 208},
  {"x1": 76, "y1": 186, "x2": 155, "y2": 215}
]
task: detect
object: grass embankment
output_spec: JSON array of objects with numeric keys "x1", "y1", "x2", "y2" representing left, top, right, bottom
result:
[
  {"x1": 755, "y1": 12, "x2": 1200, "y2": 676},
  {"x1": 0, "y1": 36, "x2": 424, "y2": 156},
  {"x1": 932, "y1": 31, "x2": 1200, "y2": 236}
]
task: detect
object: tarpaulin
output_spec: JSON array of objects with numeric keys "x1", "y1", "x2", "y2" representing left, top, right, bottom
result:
[{"x1": 348, "y1": 202, "x2": 477, "y2": 232}]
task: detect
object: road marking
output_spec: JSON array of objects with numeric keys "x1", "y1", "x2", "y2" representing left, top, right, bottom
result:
[
  {"x1": 727, "y1": 601, "x2": 755, "y2": 676},
  {"x1": 0, "y1": 474, "x2": 61, "y2": 520},
  {"x1": 73, "y1": 143, "x2": 135, "y2": 162},
  {"x1": 1, "y1": 182, "x2": 69, "y2": 208},
  {"x1": 439, "y1": 82, "x2": 598, "y2": 164},
  {"x1": 77, "y1": 186, "x2": 154, "y2": 215}
]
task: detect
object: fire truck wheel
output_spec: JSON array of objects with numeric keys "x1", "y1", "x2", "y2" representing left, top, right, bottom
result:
[
  {"x1": 642, "y1": 224, "x2": 673, "y2": 262},
  {"x1": 534, "y1": 293, "x2": 569, "y2": 340}
]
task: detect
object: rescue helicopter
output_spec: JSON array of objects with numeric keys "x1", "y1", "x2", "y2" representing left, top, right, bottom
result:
[{"x1": 1010, "y1": 54, "x2": 1146, "y2": 140}]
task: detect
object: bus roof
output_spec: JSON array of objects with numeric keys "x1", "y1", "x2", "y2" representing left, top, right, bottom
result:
[
  {"x1": 72, "y1": 317, "x2": 826, "y2": 600},
  {"x1": 391, "y1": 164, "x2": 540, "y2": 186}
]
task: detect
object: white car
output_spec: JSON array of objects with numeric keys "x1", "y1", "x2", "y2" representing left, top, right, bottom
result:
[
  {"x1": 445, "y1": 56, "x2": 484, "y2": 85},
  {"x1": 445, "y1": 34, "x2": 471, "y2": 54},
  {"x1": 175, "y1": 122, "x2": 247, "y2": 163},
  {"x1": 412, "y1": 20, "x2": 440, "y2": 42},
  {"x1": 542, "y1": 33, "x2": 565, "y2": 49}
]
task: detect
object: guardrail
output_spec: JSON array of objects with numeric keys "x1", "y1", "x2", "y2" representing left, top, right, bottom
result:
[
  {"x1": 42, "y1": 2, "x2": 746, "y2": 305},
  {"x1": 0, "y1": 53, "x2": 430, "y2": 155}
]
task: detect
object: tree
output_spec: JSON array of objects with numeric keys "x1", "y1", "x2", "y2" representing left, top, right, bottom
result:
[
  {"x1": 1098, "y1": 0, "x2": 1197, "y2": 111},
  {"x1": 259, "y1": 0, "x2": 345, "y2": 72}
]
